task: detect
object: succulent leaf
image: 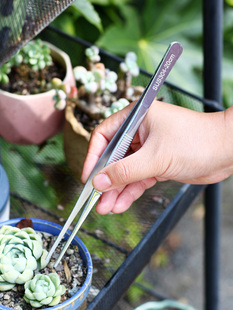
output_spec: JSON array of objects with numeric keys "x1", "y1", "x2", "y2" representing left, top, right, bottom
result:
[
  {"x1": 0, "y1": 225, "x2": 48, "y2": 291},
  {"x1": 0, "y1": 277, "x2": 14, "y2": 291},
  {"x1": 85, "y1": 46, "x2": 100, "y2": 63},
  {"x1": 104, "y1": 98, "x2": 130, "y2": 118},
  {"x1": 24, "y1": 273, "x2": 66, "y2": 308}
]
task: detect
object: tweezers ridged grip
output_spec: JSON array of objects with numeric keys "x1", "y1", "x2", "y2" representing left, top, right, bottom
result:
[{"x1": 107, "y1": 133, "x2": 133, "y2": 165}]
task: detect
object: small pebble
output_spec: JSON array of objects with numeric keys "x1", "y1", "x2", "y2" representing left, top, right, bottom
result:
[
  {"x1": 4, "y1": 294, "x2": 10, "y2": 300},
  {"x1": 67, "y1": 249, "x2": 74, "y2": 255},
  {"x1": 3, "y1": 300, "x2": 10, "y2": 305},
  {"x1": 57, "y1": 204, "x2": 64, "y2": 211}
]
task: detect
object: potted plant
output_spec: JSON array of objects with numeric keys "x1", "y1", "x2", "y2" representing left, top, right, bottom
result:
[
  {"x1": 0, "y1": 39, "x2": 75, "y2": 145},
  {"x1": 134, "y1": 300, "x2": 197, "y2": 310},
  {"x1": 0, "y1": 218, "x2": 92, "y2": 310},
  {"x1": 53, "y1": 45, "x2": 144, "y2": 179}
]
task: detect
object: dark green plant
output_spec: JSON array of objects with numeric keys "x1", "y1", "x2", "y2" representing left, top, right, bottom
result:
[
  {"x1": 97, "y1": 0, "x2": 203, "y2": 95},
  {"x1": 53, "y1": 0, "x2": 233, "y2": 109},
  {"x1": 0, "y1": 135, "x2": 65, "y2": 209},
  {"x1": 52, "y1": 0, "x2": 103, "y2": 38}
]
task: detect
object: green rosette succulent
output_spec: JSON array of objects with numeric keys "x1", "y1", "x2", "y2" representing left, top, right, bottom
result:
[
  {"x1": 24, "y1": 273, "x2": 66, "y2": 308},
  {"x1": 0, "y1": 225, "x2": 48, "y2": 291}
]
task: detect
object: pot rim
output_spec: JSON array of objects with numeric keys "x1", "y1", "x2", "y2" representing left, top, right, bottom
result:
[
  {"x1": 0, "y1": 218, "x2": 93, "y2": 310},
  {"x1": 0, "y1": 165, "x2": 9, "y2": 213}
]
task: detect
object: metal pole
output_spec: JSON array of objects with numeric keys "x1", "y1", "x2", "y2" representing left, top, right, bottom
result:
[{"x1": 203, "y1": 0, "x2": 223, "y2": 309}]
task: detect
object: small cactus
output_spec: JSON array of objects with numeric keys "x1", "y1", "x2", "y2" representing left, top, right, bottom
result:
[{"x1": 24, "y1": 273, "x2": 66, "y2": 308}]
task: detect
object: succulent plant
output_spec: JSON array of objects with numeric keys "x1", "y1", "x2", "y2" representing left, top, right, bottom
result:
[
  {"x1": 0, "y1": 225, "x2": 48, "y2": 291},
  {"x1": 0, "y1": 39, "x2": 52, "y2": 85},
  {"x1": 0, "y1": 62, "x2": 11, "y2": 84},
  {"x1": 118, "y1": 51, "x2": 140, "y2": 98},
  {"x1": 104, "y1": 98, "x2": 130, "y2": 118},
  {"x1": 73, "y1": 66, "x2": 99, "y2": 94},
  {"x1": 52, "y1": 45, "x2": 141, "y2": 126},
  {"x1": 24, "y1": 273, "x2": 66, "y2": 308},
  {"x1": 21, "y1": 39, "x2": 52, "y2": 71},
  {"x1": 85, "y1": 46, "x2": 101, "y2": 64},
  {"x1": 119, "y1": 51, "x2": 139, "y2": 77},
  {"x1": 101, "y1": 69, "x2": 118, "y2": 93},
  {"x1": 53, "y1": 89, "x2": 67, "y2": 110}
]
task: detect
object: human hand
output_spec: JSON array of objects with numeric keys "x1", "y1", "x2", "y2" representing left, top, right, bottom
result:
[{"x1": 81, "y1": 100, "x2": 232, "y2": 214}]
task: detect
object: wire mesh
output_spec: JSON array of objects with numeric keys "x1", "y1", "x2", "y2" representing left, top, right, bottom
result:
[
  {"x1": 1, "y1": 133, "x2": 182, "y2": 307},
  {"x1": 0, "y1": 0, "x2": 75, "y2": 65}
]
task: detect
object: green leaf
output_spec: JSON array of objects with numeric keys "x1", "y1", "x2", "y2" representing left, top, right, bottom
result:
[
  {"x1": 97, "y1": 3, "x2": 203, "y2": 95},
  {"x1": 225, "y1": 0, "x2": 233, "y2": 6},
  {"x1": 72, "y1": 0, "x2": 103, "y2": 31},
  {"x1": 91, "y1": 0, "x2": 131, "y2": 5},
  {"x1": 0, "y1": 135, "x2": 65, "y2": 209}
]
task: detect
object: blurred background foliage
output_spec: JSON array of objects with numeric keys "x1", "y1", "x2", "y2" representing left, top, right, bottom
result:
[{"x1": 52, "y1": 0, "x2": 233, "y2": 108}]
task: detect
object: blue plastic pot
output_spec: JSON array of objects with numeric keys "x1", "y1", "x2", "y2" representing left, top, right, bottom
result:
[
  {"x1": 0, "y1": 165, "x2": 10, "y2": 222},
  {"x1": 0, "y1": 218, "x2": 93, "y2": 310}
]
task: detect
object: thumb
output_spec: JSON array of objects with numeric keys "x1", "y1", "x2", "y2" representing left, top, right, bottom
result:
[{"x1": 92, "y1": 149, "x2": 154, "y2": 192}]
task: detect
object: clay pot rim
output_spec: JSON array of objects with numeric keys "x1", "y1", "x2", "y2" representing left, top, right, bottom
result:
[{"x1": 65, "y1": 101, "x2": 91, "y2": 139}]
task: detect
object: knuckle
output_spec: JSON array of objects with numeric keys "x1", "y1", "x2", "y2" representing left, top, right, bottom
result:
[
  {"x1": 114, "y1": 160, "x2": 131, "y2": 184},
  {"x1": 91, "y1": 126, "x2": 100, "y2": 139}
]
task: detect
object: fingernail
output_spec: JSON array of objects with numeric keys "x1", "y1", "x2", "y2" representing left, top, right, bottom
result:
[{"x1": 93, "y1": 173, "x2": 112, "y2": 191}]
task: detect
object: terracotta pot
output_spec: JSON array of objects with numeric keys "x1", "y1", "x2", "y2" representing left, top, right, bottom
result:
[
  {"x1": 63, "y1": 86, "x2": 145, "y2": 180},
  {"x1": 0, "y1": 43, "x2": 75, "y2": 145},
  {"x1": 0, "y1": 218, "x2": 93, "y2": 310},
  {"x1": 63, "y1": 101, "x2": 91, "y2": 180}
]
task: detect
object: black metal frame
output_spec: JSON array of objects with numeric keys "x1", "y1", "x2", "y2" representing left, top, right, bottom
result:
[{"x1": 203, "y1": 1, "x2": 222, "y2": 310}]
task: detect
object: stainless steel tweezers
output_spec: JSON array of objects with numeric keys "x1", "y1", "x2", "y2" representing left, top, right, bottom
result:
[{"x1": 46, "y1": 42, "x2": 183, "y2": 268}]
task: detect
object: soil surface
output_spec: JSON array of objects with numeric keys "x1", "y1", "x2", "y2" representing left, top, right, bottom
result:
[
  {"x1": 144, "y1": 176, "x2": 233, "y2": 310},
  {"x1": 0, "y1": 61, "x2": 65, "y2": 95},
  {"x1": 0, "y1": 229, "x2": 87, "y2": 309}
]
